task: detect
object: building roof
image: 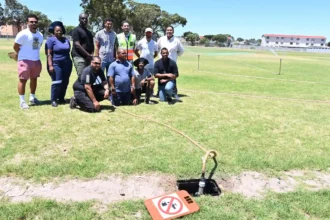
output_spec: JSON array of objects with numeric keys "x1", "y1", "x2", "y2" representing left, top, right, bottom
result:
[{"x1": 263, "y1": 34, "x2": 326, "y2": 39}]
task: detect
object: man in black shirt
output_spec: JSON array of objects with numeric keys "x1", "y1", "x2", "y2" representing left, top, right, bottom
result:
[
  {"x1": 154, "y1": 47, "x2": 179, "y2": 105},
  {"x1": 71, "y1": 13, "x2": 94, "y2": 76},
  {"x1": 70, "y1": 56, "x2": 110, "y2": 112}
]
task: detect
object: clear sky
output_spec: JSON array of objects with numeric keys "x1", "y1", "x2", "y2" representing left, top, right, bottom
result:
[{"x1": 1, "y1": 0, "x2": 329, "y2": 40}]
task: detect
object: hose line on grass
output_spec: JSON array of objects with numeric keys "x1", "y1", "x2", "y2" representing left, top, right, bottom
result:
[{"x1": 113, "y1": 105, "x2": 217, "y2": 159}]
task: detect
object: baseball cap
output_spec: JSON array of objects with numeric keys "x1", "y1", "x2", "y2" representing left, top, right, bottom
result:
[{"x1": 145, "y1": 28, "x2": 153, "y2": 33}]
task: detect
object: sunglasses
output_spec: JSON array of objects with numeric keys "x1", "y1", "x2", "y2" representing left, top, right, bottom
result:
[
  {"x1": 93, "y1": 62, "x2": 101, "y2": 65},
  {"x1": 29, "y1": 21, "x2": 38, "y2": 24}
]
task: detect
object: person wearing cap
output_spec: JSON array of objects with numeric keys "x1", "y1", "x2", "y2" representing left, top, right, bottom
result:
[
  {"x1": 134, "y1": 28, "x2": 158, "y2": 76},
  {"x1": 116, "y1": 21, "x2": 136, "y2": 63},
  {"x1": 46, "y1": 21, "x2": 73, "y2": 107},
  {"x1": 157, "y1": 26, "x2": 184, "y2": 101},
  {"x1": 132, "y1": 58, "x2": 155, "y2": 104},
  {"x1": 94, "y1": 18, "x2": 117, "y2": 73}
]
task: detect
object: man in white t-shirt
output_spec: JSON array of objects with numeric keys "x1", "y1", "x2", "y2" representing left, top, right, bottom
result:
[
  {"x1": 157, "y1": 26, "x2": 184, "y2": 100},
  {"x1": 134, "y1": 28, "x2": 158, "y2": 75},
  {"x1": 13, "y1": 14, "x2": 43, "y2": 109}
]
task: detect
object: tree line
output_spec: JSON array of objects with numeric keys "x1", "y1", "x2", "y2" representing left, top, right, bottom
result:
[
  {"x1": 0, "y1": 0, "x2": 51, "y2": 34},
  {"x1": 80, "y1": 0, "x2": 187, "y2": 39},
  {"x1": 0, "y1": 0, "x2": 187, "y2": 39}
]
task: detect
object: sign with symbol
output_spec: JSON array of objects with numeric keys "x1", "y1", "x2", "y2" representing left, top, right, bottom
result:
[{"x1": 145, "y1": 190, "x2": 199, "y2": 220}]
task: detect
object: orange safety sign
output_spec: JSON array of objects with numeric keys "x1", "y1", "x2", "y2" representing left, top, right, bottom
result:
[{"x1": 144, "y1": 190, "x2": 199, "y2": 220}]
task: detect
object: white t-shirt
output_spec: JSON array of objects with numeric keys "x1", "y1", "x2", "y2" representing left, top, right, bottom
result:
[
  {"x1": 136, "y1": 37, "x2": 158, "y2": 69},
  {"x1": 134, "y1": 69, "x2": 152, "y2": 89},
  {"x1": 15, "y1": 28, "x2": 43, "y2": 61},
  {"x1": 157, "y1": 36, "x2": 184, "y2": 62}
]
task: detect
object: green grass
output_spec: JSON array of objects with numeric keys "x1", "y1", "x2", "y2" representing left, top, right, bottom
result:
[
  {"x1": 1, "y1": 39, "x2": 330, "y2": 218},
  {"x1": 1, "y1": 191, "x2": 330, "y2": 219}
]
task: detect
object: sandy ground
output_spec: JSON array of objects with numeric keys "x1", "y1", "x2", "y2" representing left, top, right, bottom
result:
[{"x1": 1, "y1": 169, "x2": 330, "y2": 204}]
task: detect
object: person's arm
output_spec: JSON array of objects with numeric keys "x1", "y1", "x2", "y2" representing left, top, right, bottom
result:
[
  {"x1": 154, "y1": 41, "x2": 158, "y2": 58},
  {"x1": 131, "y1": 75, "x2": 137, "y2": 105},
  {"x1": 108, "y1": 64, "x2": 116, "y2": 96},
  {"x1": 134, "y1": 40, "x2": 141, "y2": 58},
  {"x1": 134, "y1": 48, "x2": 140, "y2": 58},
  {"x1": 177, "y1": 39, "x2": 184, "y2": 56},
  {"x1": 72, "y1": 29, "x2": 92, "y2": 59},
  {"x1": 84, "y1": 84, "x2": 100, "y2": 110},
  {"x1": 46, "y1": 39, "x2": 54, "y2": 73},
  {"x1": 95, "y1": 40, "x2": 100, "y2": 57},
  {"x1": 13, "y1": 32, "x2": 23, "y2": 61},
  {"x1": 172, "y1": 61, "x2": 179, "y2": 79},
  {"x1": 99, "y1": 69, "x2": 109, "y2": 98},
  {"x1": 113, "y1": 35, "x2": 118, "y2": 60}
]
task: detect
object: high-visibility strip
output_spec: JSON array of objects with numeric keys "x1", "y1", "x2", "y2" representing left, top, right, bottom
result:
[{"x1": 52, "y1": 80, "x2": 62, "y2": 85}]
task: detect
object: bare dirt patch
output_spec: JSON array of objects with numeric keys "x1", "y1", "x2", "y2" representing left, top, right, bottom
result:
[
  {"x1": 217, "y1": 170, "x2": 330, "y2": 198},
  {"x1": 0, "y1": 174, "x2": 176, "y2": 204},
  {"x1": 1, "y1": 170, "x2": 330, "y2": 204}
]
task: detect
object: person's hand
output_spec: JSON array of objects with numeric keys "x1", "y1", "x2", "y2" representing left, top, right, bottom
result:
[
  {"x1": 140, "y1": 79, "x2": 145, "y2": 86},
  {"x1": 168, "y1": 74, "x2": 176, "y2": 80},
  {"x1": 111, "y1": 90, "x2": 117, "y2": 97},
  {"x1": 160, "y1": 79, "x2": 167, "y2": 84},
  {"x1": 87, "y1": 54, "x2": 93, "y2": 61},
  {"x1": 93, "y1": 101, "x2": 100, "y2": 111},
  {"x1": 49, "y1": 65, "x2": 54, "y2": 74},
  {"x1": 104, "y1": 89, "x2": 110, "y2": 99},
  {"x1": 132, "y1": 98, "x2": 138, "y2": 105}
]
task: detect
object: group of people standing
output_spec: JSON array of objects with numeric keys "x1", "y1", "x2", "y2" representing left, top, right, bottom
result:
[{"x1": 13, "y1": 13, "x2": 184, "y2": 112}]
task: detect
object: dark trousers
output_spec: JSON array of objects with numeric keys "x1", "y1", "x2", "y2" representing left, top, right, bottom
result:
[
  {"x1": 49, "y1": 59, "x2": 73, "y2": 102},
  {"x1": 74, "y1": 85, "x2": 105, "y2": 112},
  {"x1": 73, "y1": 56, "x2": 90, "y2": 76},
  {"x1": 111, "y1": 92, "x2": 131, "y2": 106}
]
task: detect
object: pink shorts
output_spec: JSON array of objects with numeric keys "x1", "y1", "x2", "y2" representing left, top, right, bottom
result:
[{"x1": 18, "y1": 60, "x2": 42, "y2": 80}]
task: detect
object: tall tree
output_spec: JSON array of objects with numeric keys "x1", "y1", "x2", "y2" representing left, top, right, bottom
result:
[
  {"x1": 126, "y1": 0, "x2": 161, "y2": 39},
  {"x1": 237, "y1": 37, "x2": 244, "y2": 42},
  {"x1": 64, "y1": 25, "x2": 76, "y2": 35},
  {"x1": 185, "y1": 32, "x2": 199, "y2": 46},
  {"x1": 204, "y1": 35, "x2": 214, "y2": 40},
  {"x1": 0, "y1": 3, "x2": 5, "y2": 25},
  {"x1": 80, "y1": 0, "x2": 127, "y2": 32},
  {"x1": 183, "y1": 31, "x2": 192, "y2": 38},
  {"x1": 212, "y1": 34, "x2": 227, "y2": 43},
  {"x1": 4, "y1": 0, "x2": 26, "y2": 32},
  {"x1": 156, "y1": 10, "x2": 187, "y2": 35}
]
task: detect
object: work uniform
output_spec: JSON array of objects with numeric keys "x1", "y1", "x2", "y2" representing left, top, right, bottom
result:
[
  {"x1": 72, "y1": 65, "x2": 106, "y2": 112},
  {"x1": 117, "y1": 32, "x2": 136, "y2": 62}
]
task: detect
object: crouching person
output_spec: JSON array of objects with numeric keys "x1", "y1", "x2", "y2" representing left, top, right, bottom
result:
[
  {"x1": 154, "y1": 47, "x2": 178, "y2": 105},
  {"x1": 108, "y1": 49, "x2": 137, "y2": 106},
  {"x1": 133, "y1": 58, "x2": 155, "y2": 104},
  {"x1": 70, "y1": 56, "x2": 110, "y2": 112}
]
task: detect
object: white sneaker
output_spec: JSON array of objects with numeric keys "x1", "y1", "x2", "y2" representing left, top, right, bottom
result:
[{"x1": 20, "y1": 101, "x2": 29, "y2": 109}]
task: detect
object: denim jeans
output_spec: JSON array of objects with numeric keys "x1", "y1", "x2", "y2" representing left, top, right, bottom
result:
[
  {"x1": 159, "y1": 81, "x2": 175, "y2": 101},
  {"x1": 101, "y1": 60, "x2": 114, "y2": 74},
  {"x1": 73, "y1": 56, "x2": 90, "y2": 76}
]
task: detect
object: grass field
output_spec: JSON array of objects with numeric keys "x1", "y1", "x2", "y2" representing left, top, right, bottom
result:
[{"x1": 1, "y1": 38, "x2": 330, "y2": 219}]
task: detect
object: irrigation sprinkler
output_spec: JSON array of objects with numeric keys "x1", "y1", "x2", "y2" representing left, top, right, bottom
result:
[
  {"x1": 198, "y1": 54, "x2": 200, "y2": 70},
  {"x1": 279, "y1": 59, "x2": 282, "y2": 75}
]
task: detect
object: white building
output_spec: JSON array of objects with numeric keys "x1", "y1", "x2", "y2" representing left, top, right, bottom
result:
[{"x1": 261, "y1": 34, "x2": 326, "y2": 48}]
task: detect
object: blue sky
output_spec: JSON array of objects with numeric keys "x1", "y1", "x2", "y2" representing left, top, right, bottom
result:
[{"x1": 1, "y1": 0, "x2": 329, "y2": 40}]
